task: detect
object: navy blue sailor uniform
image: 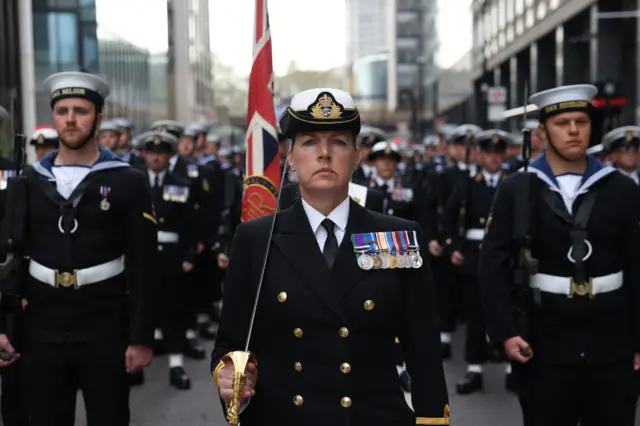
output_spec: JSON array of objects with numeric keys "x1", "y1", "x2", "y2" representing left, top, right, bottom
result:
[
  {"x1": 479, "y1": 85, "x2": 640, "y2": 426},
  {"x1": 212, "y1": 87, "x2": 450, "y2": 426},
  {"x1": 138, "y1": 131, "x2": 199, "y2": 389},
  {"x1": 441, "y1": 130, "x2": 513, "y2": 395},
  {"x1": 602, "y1": 125, "x2": 640, "y2": 185}
]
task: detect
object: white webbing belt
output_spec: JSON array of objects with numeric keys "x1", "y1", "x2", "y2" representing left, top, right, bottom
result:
[
  {"x1": 465, "y1": 228, "x2": 485, "y2": 241},
  {"x1": 29, "y1": 256, "x2": 125, "y2": 288},
  {"x1": 157, "y1": 231, "x2": 179, "y2": 243},
  {"x1": 530, "y1": 271, "x2": 623, "y2": 296}
]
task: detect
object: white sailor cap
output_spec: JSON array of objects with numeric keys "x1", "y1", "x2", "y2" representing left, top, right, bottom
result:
[
  {"x1": 218, "y1": 147, "x2": 232, "y2": 157},
  {"x1": 30, "y1": 128, "x2": 59, "y2": 147},
  {"x1": 449, "y1": 124, "x2": 483, "y2": 143},
  {"x1": 150, "y1": 120, "x2": 183, "y2": 138},
  {"x1": 98, "y1": 121, "x2": 121, "y2": 134},
  {"x1": 528, "y1": 84, "x2": 597, "y2": 120},
  {"x1": 423, "y1": 135, "x2": 439, "y2": 147},
  {"x1": 279, "y1": 88, "x2": 361, "y2": 139},
  {"x1": 206, "y1": 133, "x2": 221, "y2": 144},
  {"x1": 232, "y1": 145, "x2": 245, "y2": 154},
  {"x1": 42, "y1": 71, "x2": 110, "y2": 111},
  {"x1": 137, "y1": 130, "x2": 178, "y2": 152},
  {"x1": 369, "y1": 141, "x2": 401, "y2": 162},
  {"x1": 112, "y1": 118, "x2": 133, "y2": 130},
  {"x1": 524, "y1": 119, "x2": 539, "y2": 130},
  {"x1": 602, "y1": 125, "x2": 640, "y2": 151}
]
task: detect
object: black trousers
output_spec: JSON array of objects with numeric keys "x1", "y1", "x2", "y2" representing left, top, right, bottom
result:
[
  {"x1": 460, "y1": 274, "x2": 488, "y2": 365},
  {"x1": 190, "y1": 250, "x2": 220, "y2": 321},
  {"x1": 514, "y1": 358, "x2": 638, "y2": 426},
  {"x1": 1, "y1": 359, "x2": 28, "y2": 426},
  {"x1": 158, "y1": 269, "x2": 188, "y2": 353},
  {"x1": 23, "y1": 339, "x2": 130, "y2": 426},
  {"x1": 432, "y1": 255, "x2": 458, "y2": 333}
]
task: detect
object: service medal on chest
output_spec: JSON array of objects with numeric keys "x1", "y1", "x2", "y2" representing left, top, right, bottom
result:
[
  {"x1": 100, "y1": 198, "x2": 110, "y2": 211},
  {"x1": 357, "y1": 254, "x2": 374, "y2": 270},
  {"x1": 411, "y1": 253, "x2": 423, "y2": 269},
  {"x1": 99, "y1": 186, "x2": 111, "y2": 211}
]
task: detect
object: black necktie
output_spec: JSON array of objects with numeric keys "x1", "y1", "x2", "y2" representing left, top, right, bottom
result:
[
  {"x1": 321, "y1": 219, "x2": 339, "y2": 270},
  {"x1": 155, "y1": 175, "x2": 161, "y2": 188}
]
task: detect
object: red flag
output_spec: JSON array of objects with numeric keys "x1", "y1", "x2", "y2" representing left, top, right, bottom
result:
[{"x1": 241, "y1": 0, "x2": 280, "y2": 222}]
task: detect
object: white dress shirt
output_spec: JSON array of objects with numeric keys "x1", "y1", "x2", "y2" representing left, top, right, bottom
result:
[
  {"x1": 148, "y1": 170, "x2": 167, "y2": 188},
  {"x1": 374, "y1": 176, "x2": 395, "y2": 192},
  {"x1": 51, "y1": 166, "x2": 91, "y2": 199},
  {"x1": 301, "y1": 197, "x2": 350, "y2": 252},
  {"x1": 482, "y1": 170, "x2": 502, "y2": 188},
  {"x1": 619, "y1": 169, "x2": 640, "y2": 185}
]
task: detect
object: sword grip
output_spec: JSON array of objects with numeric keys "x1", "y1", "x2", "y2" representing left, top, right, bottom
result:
[{"x1": 224, "y1": 351, "x2": 254, "y2": 426}]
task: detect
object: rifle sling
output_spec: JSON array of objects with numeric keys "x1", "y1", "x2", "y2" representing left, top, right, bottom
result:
[{"x1": 540, "y1": 187, "x2": 598, "y2": 286}]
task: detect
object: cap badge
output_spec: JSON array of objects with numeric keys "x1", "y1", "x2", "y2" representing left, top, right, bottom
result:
[
  {"x1": 492, "y1": 134, "x2": 500, "y2": 144},
  {"x1": 625, "y1": 129, "x2": 633, "y2": 141},
  {"x1": 384, "y1": 144, "x2": 392, "y2": 155},
  {"x1": 309, "y1": 92, "x2": 342, "y2": 119},
  {"x1": 154, "y1": 135, "x2": 162, "y2": 145},
  {"x1": 37, "y1": 134, "x2": 45, "y2": 144}
]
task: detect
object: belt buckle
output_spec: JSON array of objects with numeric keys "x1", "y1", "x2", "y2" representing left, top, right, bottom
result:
[
  {"x1": 569, "y1": 278, "x2": 593, "y2": 299},
  {"x1": 55, "y1": 270, "x2": 78, "y2": 288}
]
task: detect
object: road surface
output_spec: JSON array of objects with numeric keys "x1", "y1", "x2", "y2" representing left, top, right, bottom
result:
[{"x1": 73, "y1": 330, "x2": 530, "y2": 425}]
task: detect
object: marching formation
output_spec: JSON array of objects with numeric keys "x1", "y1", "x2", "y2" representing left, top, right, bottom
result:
[{"x1": 0, "y1": 69, "x2": 637, "y2": 426}]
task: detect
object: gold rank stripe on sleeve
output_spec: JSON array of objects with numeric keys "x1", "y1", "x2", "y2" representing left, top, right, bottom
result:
[
  {"x1": 142, "y1": 212, "x2": 157, "y2": 225},
  {"x1": 416, "y1": 404, "x2": 450, "y2": 425}
]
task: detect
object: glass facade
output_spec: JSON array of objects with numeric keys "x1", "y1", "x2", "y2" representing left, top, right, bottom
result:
[
  {"x1": 352, "y1": 55, "x2": 388, "y2": 100},
  {"x1": 472, "y1": 0, "x2": 567, "y2": 69},
  {"x1": 0, "y1": 0, "x2": 20, "y2": 158},
  {"x1": 32, "y1": 0, "x2": 169, "y2": 130}
]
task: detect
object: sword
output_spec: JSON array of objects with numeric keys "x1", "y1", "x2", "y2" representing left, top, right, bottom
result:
[
  {"x1": 522, "y1": 82, "x2": 532, "y2": 172},
  {"x1": 224, "y1": 152, "x2": 289, "y2": 426}
]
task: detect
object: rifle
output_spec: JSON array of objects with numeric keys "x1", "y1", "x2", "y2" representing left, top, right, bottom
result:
[
  {"x1": 511, "y1": 82, "x2": 538, "y2": 348},
  {"x1": 457, "y1": 129, "x2": 473, "y2": 239},
  {"x1": 0, "y1": 89, "x2": 28, "y2": 361}
]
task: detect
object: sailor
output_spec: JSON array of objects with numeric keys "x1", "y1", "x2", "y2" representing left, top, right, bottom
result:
[
  {"x1": 212, "y1": 87, "x2": 450, "y2": 426},
  {"x1": 601, "y1": 125, "x2": 640, "y2": 184},
  {"x1": 479, "y1": 84, "x2": 640, "y2": 426},
  {"x1": 184, "y1": 123, "x2": 209, "y2": 161},
  {"x1": 138, "y1": 130, "x2": 198, "y2": 390},
  {"x1": 30, "y1": 128, "x2": 59, "y2": 161},
  {"x1": 352, "y1": 128, "x2": 386, "y2": 184},
  {"x1": 151, "y1": 119, "x2": 217, "y2": 356},
  {"x1": 111, "y1": 118, "x2": 142, "y2": 166},
  {"x1": 427, "y1": 124, "x2": 482, "y2": 358},
  {"x1": 0, "y1": 71, "x2": 157, "y2": 426},
  {"x1": 441, "y1": 129, "x2": 513, "y2": 394},
  {"x1": 96, "y1": 120, "x2": 120, "y2": 152}
]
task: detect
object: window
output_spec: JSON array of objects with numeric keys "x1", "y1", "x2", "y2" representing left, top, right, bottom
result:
[
  {"x1": 79, "y1": 0, "x2": 95, "y2": 22},
  {"x1": 525, "y1": 0, "x2": 534, "y2": 6},
  {"x1": 507, "y1": 25, "x2": 514, "y2": 42},
  {"x1": 491, "y1": 3, "x2": 498, "y2": 35},
  {"x1": 33, "y1": 12, "x2": 79, "y2": 75},
  {"x1": 515, "y1": 0, "x2": 524, "y2": 15},
  {"x1": 81, "y1": 24, "x2": 98, "y2": 73},
  {"x1": 498, "y1": 0, "x2": 506, "y2": 28},
  {"x1": 525, "y1": 8, "x2": 534, "y2": 27},
  {"x1": 516, "y1": 17, "x2": 523, "y2": 34},
  {"x1": 476, "y1": 17, "x2": 484, "y2": 46},
  {"x1": 484, "y1": 10, "x2": 491, "y2": 40},
  {"x1": 549, "y1": 0, "x2": 560, "y2": 9},
  {"x1": 506, "y1": 0, "x2": 514, "y2": 22},
  {"x1": 537, "y1": 1, "x2": 547, "y2": 20}
]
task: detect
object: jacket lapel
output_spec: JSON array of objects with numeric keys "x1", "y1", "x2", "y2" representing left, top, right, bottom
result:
[
  {"x1": 272, "y1": 203, "x2": 347, "y2": 321},
  {"x1": 331, "y1": 200, "x2": 377, "y2": 298}
]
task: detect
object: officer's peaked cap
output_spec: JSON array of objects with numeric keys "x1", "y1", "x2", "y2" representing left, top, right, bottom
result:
[
  {"x1": 43, "y1": 71, "x2": 110, "y2": 111},
  {"x1": 30, "y1": 128, "x2": 59, "y2": 147},
  {"x1": 602, "y1": 125, "x2": 640, "y2": 152},
  {"x1": 529, "y1": 84, "x2": 597, "y2": 120},
  {"x1": 369, "y1": 141, "x2": 401, "y2": 162},
  {"x1": 150, "y1": 120, "x2": 183, "y2": 138},
  {"x1": 138, "y1": 130, "x2": 178, "y2": 152},
  {"x1": 449, "y1": 124, "x2": 483, "y2": 143},
  {"x1": 475, "y1": 129, "x2": 512, "y2": 152},
  {"x1": 279, "y1": 88, "x2": 361, "y2": 139}
]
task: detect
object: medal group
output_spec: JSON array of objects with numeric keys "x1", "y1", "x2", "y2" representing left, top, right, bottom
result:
[{"x1": 351, "y1": 230, "x2": 423, "y2": 270}]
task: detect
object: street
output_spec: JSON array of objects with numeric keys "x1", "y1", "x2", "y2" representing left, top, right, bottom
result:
[{"x1": 71, "y1": 330, "x2": 525, "y2": 426}]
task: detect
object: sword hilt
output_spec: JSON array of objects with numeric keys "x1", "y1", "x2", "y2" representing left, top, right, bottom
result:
[{"x1": 225, "y1": 351, "x2": 256, "y2": 425}]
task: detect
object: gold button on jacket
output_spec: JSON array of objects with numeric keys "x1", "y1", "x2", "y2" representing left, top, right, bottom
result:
[
  {"x1": 341, "y1": 397, "x2": 352, "y2": 408},
  {"x1": 340, "y1": 363, "x2": 351, "y2": 374},
  {"x1": 294, "y1": 362, "x2": 302, "y2": 372},
  {"x1": 339, "y1": 327, "x2": 349, "y2": 338},
  {"x1": 293, "y1": 395, "x2": 304, "y2": 406},
  {"x1": 278, "y1": 292, "x2": 287, "y2": 303},
  {"x1": 364, "y1": 300, "x2": 375, "y2": 311},
  {"x1": 294, "y1": 328, "x2": 303, "y2": 338}
]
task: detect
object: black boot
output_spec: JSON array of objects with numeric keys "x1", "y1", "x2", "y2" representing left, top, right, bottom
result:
[
  {"x1": 456, "y1": 372, "x2": 483, "y2": 395},
  {"x1": 505, "y1": 373, "x2": 517, "y2": 393},
  {"x1": 169, "y1": 367, "x2": 191, "y2": 390}
]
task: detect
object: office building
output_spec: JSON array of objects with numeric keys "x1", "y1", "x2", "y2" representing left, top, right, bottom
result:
[
  {"x1": 346, "y1": 0, "x2": 388, "y2": 64},
  {"x1": 471, "y1": 0, "x2": 638, "y2": 140},
  {"x1": 168, "y1": 0, "x2": 215, "y2": 123},
  {"x1": 0, "y1": 0, "x2": 20, "y2": 158}
]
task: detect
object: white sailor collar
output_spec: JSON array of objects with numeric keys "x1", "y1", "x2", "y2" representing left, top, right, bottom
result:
[
  {"x1": 522, "y1": 153, "x2": 616, "y2": 193},
  {"x1": 33, "y1": 147, "x2": 129, "y2": 179}
]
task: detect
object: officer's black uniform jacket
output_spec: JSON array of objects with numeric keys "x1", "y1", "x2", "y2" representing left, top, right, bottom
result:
[
  {"x1": 368, "y1": 177, "x2": 419, "y2": 221},
  {"x1": 441, "y1": 168, "x2": 504, "y2": 276},
  {"x1": 144, "y1": 169, "x2": 198, "y2": 267},
  {"x1": 479, "y1": 154, "x2": 640, "y2": 365},
  {"x1": 211, "y1": 200, "x2": 449, "y2": 426},
  {"x1": 279, "y1": 182, "x2": 385, "y2": 213},
  {"x1": 21, "y1": 149, "x2": 157, "y2": 346}
]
